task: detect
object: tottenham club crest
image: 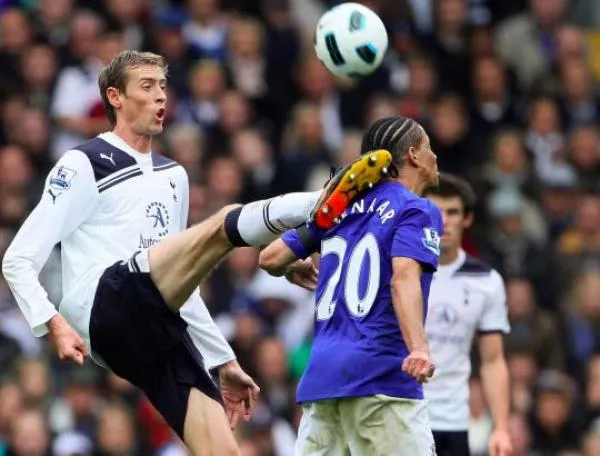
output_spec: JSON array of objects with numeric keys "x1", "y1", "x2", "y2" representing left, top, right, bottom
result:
[{"x1": 145, "y1": 201, "x2": 170, "y2": 238}]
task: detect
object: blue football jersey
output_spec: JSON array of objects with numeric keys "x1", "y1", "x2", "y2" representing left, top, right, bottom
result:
[{"x1": 282, "y1": 181, "x2": 443, "y2": 403}]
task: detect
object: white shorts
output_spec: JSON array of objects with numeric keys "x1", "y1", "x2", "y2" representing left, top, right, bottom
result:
[{"x1": 295, "y1": 395, "x2": 436, "y2": 456}]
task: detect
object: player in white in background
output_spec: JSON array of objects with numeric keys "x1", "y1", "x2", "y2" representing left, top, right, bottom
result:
[
  {"x1": 1, "y1": 50, "x2": 390, "y2": 456},
  {"x1": 422, "y1": 173, "x2": 512, "y2": 456}
]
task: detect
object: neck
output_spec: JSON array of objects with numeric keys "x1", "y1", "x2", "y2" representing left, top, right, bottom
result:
[
  {"x1": 440, "y1": 247, "x2": 460, "y2": 265},
  {"x1": 113, "y1": 124, "x2": 152, "y2": 153},
  {"x1": 395, "y1": 169, "x2": 431, "y2": 196}
]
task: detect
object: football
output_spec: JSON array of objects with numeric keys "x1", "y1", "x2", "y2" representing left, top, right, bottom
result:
[{"x1": 314, "y1": 2, "x2": 389, "y2": 79}]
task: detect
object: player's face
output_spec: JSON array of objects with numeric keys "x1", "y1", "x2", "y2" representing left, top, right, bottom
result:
[
  {"x1": 417, "y1": 133, "x2": 439, "y2": 187},
  {"x1": 426, "y1": 195, "x2": 473, "y2": 254},
  {"x1": 119, "y1": 65, "x2": 167, "y2": 136}
]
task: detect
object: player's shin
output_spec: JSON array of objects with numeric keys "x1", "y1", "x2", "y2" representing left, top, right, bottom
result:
[{"x1": 224, "y1": 191, "x2": 321, "y2": 247}]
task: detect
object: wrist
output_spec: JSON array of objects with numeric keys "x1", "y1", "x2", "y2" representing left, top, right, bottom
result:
[
  {"x1": 219, "y1": 359, "x2": 239, "y2": 371},
  {"x1": 47, "y1": 314, "x2": 67, "y2": 333},
  {"x1": 493, "y1": 423, "x2": 509, "y2": 433}
]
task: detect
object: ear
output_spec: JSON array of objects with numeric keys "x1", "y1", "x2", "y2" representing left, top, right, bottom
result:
[
  {"x1": 405, "y1": 145, "x2": 420, "y2": 167},
  {"x1": 106, "y1": 87, "x2": 122, "y2": 111},
  {"x1": 463, "y1": 211, "x2": 474, "y2": 229}
]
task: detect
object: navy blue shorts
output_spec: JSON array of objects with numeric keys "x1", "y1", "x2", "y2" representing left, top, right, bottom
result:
[
  {"x1": 432, "y1": 430, "x2": 470, "y2": 456},
  {"x1": 89, "y1": 252, "x2": 223, "y2": 438}
]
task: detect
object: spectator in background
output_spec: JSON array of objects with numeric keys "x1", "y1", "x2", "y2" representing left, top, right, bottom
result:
[
  {"x1": 182, "y1": 0, "x2": 229, "y2": 61},
  {"x1": 567, "y1": 125, "x2": 600, "y2": 187},
  {"x1": 505, "y1": 276, "x2": 565, "y2": 370},
  {"x1": 49, "y1": 13, "x2": 121, "y2": 158},
  {"x1": 175, "y1": 59, "x2": 226, "y2": 132},
  {"x1": 6, "y1": 408, "x2": 51, "y2": 456},
  {"x1": 469, "y1": 57, "x2": 522, "y2": 161},
  {"x1": 495, "y1": 0, "x2": 567, "y2": 91}
]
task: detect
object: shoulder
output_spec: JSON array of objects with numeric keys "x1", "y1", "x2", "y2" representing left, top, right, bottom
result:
[
  {"x1": 73, "y1": 137, "x2": 139, "y2": 183},
  {"x1": 454, "y1": 255, "x2": 493, "y2": 277},
  {"x1": 152, "y1": 152, "x2": 182, "y2": 173},
  {"x1": 400, "y1": 196, "x2": 442, "y2": 226}
]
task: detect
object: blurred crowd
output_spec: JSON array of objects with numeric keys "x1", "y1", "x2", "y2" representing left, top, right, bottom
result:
[{"x1": 0, "y1": 0, "x2": 599, "y2": 455}]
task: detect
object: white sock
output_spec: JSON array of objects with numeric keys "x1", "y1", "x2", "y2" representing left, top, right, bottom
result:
[{"x1": 224, "y1": 191, "x2": 321, "y2": 246}]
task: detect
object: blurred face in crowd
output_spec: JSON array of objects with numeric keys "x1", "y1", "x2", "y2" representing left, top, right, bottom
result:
[
  {"x1": 189, "y1": 62, "x2": 226, "y2": 100},
  {"x1": 97, "y1": 405, "x2": 136, "y2": 455},
  {"x1": 219, "y1": 91, "x2": 251, "y2": 133},
  {"x1": 530, "y1": 0, "x2": 566, "y2": 29},
  {"x1": 556, "y1": 25, "x2": 586, "y2": 61},
  {"x1": 436, "y1": 0, "x2": 467, "y2": 31},
  {"x1": 21, "y1": 45, "x2": 57, "y2": 90},
  {"x1": 229, "y1": 19, "x2": 264, "y2": 59},
  {"x1": 431, "y1": 98, "x2": 467, "y2": 145},
  {"x1": 69, "y1": 12, "x2": 103, "y2": 61},
  {"x1": 18, "y1": 359, "x2": 50, "y2": 406},
  {"x1": 106, "y1": 0, "x2": 143, "y2": 23},
  {"x1": 0, "y1": 9, "x2": 31, "y2": 54},
  {"x1": 98, "y1": 33, "x2": 126, "y2": 66},
  {"x1": 10, "y1": 410, "x2": 49, "y2": 456},
  {"x1": 407, "y1": 59, "x2": 436, "y2": 100},
  {"x1": 188, "y1": 0, "x2": 219, "y2": 21},
  {"x1": 507, "y1": 278, "x2": 535, "y2": 320},
  {"x1": 0, "y1": 382, "x2": 22, "y2": 438},
  {"x1": 536, "y1": 391, "x2": 570, "y2": 433},
  {"x1": 529, "y1": 99, "x2": 560, "y2": 135},
  {"x1": 256, "y1": 338, "x2": 288, "y2": 384},
  {"x1": 0, "y1": 146, "x2": 33, "y2": 194},
  {"x1": 569, "y1": 126, "x2": 600, "y2": 172},
  {"x1": 206, "y1": 157, "x2": 242, "y2": 202},
  {"x1": 111, "y1": 64, "x2": 167, "y2": 137},
  {"x1": 168, "y1": 125, "x2": 203, "y2": 172},
  {"x1": 427, "y1": 194, "x2": 472, "y2": 256},
  {"x1": 508, "y1": 352, "x2": 538, "y2": 389},
  {"x1": 492, "y1": 132, "x2": 527, "y2": 174},
  {"x1": 232, "y1": 129, "x2": 270, "y2": 170},
  {"x1": 586, "y1": 355, "x2": 600, "y2": 407},
  {"x1": 37, "y1": 0, "x2": 72, "y2": 26},
  {"x1": 298, "y1": 56, "x2": 334, "y2": 100},
  {"x1": 576, "y1": 271, "x2": 600, "y2": 320},
  {"x1": 294, "y1": 105, "x2": 324, "y2": 150},
  {"x1": 584, "y1": 431, "x2": 600, "y2": 456},
  {"x1": 561, "y1": 59, "x2": 591, "y2": 102},
  {"x1": 574, "y1": 194, "x2": 600, "y2": 235},
  {"x1": 474, "y1": 58, "x2": 506, "y2": 102}
]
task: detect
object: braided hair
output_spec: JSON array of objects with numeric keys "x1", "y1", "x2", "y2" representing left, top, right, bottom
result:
[{"x1": 360, "y1": 117, "x2": 424, "y2": 175}]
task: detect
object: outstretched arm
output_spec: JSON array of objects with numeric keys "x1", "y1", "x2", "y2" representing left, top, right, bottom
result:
[{"x1": 259, "y1": 238, "x2": 300, "y2": 276}]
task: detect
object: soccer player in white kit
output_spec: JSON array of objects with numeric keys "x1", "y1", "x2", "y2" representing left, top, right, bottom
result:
[
  {"x1": 422, "y1": 173, "x2": 512, "y2": 456},
  {"x1": 1, "y1": 50, "x2": 391, "y2": 456}
]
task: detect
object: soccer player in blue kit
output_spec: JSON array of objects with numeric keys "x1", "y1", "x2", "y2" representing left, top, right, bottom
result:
[{"x1": 260, "y1": 116, "x2": 443, "y2": 456}]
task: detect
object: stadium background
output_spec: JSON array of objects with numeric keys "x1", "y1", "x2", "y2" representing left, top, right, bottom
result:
[{"x1": 0, "y1": 0, "x2": 599, "y2": 454}]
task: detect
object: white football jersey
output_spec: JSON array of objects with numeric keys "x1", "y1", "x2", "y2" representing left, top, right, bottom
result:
[
  {"x1": 423, "y1": 249, "x2": 510, "y2": 431},
  {"x1": 2, "y1": 132, "x2": 235, "y2": 369}
]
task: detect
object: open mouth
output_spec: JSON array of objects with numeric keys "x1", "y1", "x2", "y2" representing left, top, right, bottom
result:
[{"x1": 156, "y1": 108, "x2": 166, "y2": 122}]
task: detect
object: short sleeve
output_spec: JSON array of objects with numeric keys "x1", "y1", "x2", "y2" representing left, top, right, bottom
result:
[
  {"x1": 478, "y1": 270, "x2": 511, "y2": 334},
  {"x1": 391, "y1": 202, "x2": 443, "y2": 272},
  {"x1": 281, "y1": 223, "x2": 323, "y2": 260}
]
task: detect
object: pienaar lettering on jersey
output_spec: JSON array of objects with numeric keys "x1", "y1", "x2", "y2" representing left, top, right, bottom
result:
[
  {"x1": 422, "y1": 227, "x2": 440, "y2": 256},
  {"x1": 139, "y1": 201, "x2": 171, "y2": 248}
]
